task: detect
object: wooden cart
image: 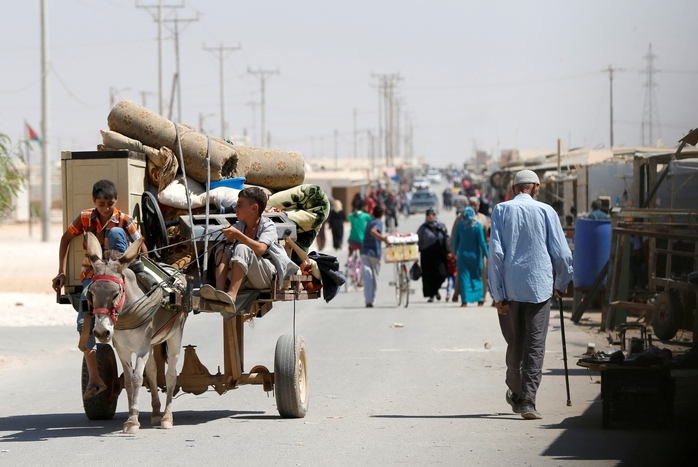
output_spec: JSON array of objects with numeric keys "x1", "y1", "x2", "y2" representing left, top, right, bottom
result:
[{"x1": 61, "y1": 187, "x2": 322, "y2": 421}]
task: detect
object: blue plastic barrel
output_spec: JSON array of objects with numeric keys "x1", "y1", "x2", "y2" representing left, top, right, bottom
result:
[{"x1": 573, "y1": 218, "x2": 611, "y2": 288}]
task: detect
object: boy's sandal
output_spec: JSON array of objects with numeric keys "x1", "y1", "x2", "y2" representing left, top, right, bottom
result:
[
  {"x1": 198, "y1": 284, "x2": 218, "y2": 301},
  {"x1": 83, "y1": 383, "x2": 107, "y2": 400}
]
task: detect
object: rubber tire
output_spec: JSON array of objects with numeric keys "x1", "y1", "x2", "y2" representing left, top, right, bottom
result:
[
  {"x1": 395, "y1": 264, "x2": 403, "y2": 307},
  {"x1": 652, "y1": 291, "x2": 683, "y2": 340},
  {"x1": 402, "y1": 264, "x2": 410, "y2": 308},
  {"x1": 274, "y1": 334, "x2": 309, "y2": 418},
  {"x1": 141, "y1": 191, "x2": 169, "y2": 263},
  {"x1": 81, "y1": 343, "x2": 120, "y2": 420}
]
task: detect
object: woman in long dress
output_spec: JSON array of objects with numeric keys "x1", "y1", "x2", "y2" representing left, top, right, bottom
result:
[
  {"x1": 453, "y1": 206, "x2": 489, "y2": 307},
  {"x1": 417, "y1": 208, "x2": 451, "y2": 302},
  {"x1": 328, "y1": 199, "x2": 346, "y2": 250}
]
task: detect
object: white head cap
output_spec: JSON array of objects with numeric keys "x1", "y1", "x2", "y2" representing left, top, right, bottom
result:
[{"x1": 513, "y1": 169, "x2": 540, "y2": 185}]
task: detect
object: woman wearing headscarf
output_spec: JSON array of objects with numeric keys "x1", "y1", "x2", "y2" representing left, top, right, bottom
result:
[
  {"x1": 453, "y1": 206, "x2": 489, "y2": 307},
  {"x1": 417, "y1": 208, "x2": 451, "y2": 302},
  {"x1": 328, "y1": 199, "x2": 346, "y2": 250}
]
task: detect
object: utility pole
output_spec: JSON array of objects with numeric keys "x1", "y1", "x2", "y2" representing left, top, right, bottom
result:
[
  {"x1": 372, "y1": 73, "x2": 402, "y2": 168},
  {"x1": 164, "y1": 10, "x2": 198, "y2": 123},
  {"x1": 40, "y1": 0, "x2": 51, "y2": 242},
  {"x1": 136, "y1": 1, "x2": 184, "y2": 116},
  {"x1": 334, "y1": 129, "x2": 338, "y2": 170},
  {"x1": 204, "y1": 43, "x2": 241, "y2": 139},
  {"x1": 641, "y1": 43, "x2": 661, "y2": 147},
  {"x1": 602, "y1": 65, "x2": 624, "y2": 148},
  {"x1": 139, "y1": 90, "x2": 155, "y2": 108},
  {"x1": 247, "y1": 68, "x2": 279, "y2": 147},
  {"x1": 110, "y1": 87, "x2": 131, "y2": 107},
  {"x1": 246, "y1": 101, "x2": 258, "y2": 145}
]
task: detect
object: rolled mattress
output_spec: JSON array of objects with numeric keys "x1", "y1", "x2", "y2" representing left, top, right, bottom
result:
[
  {"x1": 107, "y1": 100, "x2": 306, "y2": 191},
  {"x1": 108, "y1": 99, "x2": 237, "y2": 182}
]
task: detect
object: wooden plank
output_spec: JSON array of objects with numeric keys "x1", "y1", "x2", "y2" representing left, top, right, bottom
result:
[
  {"x1": 608, "y1": 301, "x2": 654, "y2": 311},
  {"x1": 613, "y1": 228, "x2": 698, "y2": 241},
  {"x1": 649, "y1": 278, "x2": 698, "y2": 292}
]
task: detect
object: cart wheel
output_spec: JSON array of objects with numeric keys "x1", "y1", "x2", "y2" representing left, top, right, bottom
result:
[
  {"x1": 141, "y1": 191, "x2": 169, "y2": 263},
  {"x1": 274, "y1": 334, "x2": 308, "y2": 418},
  {"x1": 81, "y1": 343, "x2": 121, "y2": 420},
  {"x1": 652, "y1": 291, "x2": 683, "y2": 340}
]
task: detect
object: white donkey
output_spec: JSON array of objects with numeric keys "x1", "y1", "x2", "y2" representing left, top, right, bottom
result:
[{"x1": 85, "y1": 232, "x2": 186, "y2": 434}]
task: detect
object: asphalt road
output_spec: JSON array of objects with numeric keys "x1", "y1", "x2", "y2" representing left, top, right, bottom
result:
[{"x1": 1, "y1": 187, "x2": 696, "y2": 466}]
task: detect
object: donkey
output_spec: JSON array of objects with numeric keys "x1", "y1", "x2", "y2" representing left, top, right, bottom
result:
[{"x1": 85, "y1": 232, "x2": 186, "y2": 434}]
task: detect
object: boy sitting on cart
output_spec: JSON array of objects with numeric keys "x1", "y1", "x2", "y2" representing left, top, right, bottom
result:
[{"x1": 200, "y1": 187, "x2": 298, "y2": 312}]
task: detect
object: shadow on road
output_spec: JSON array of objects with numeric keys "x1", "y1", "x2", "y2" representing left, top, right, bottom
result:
[
  {"x1": 0, "y1": 409, "x2": 265, "y2": 441},
  {"x1": 371, "y1": 413, "x2": 525, "y2": 421},
  {"x1": 540, "y1": 395, "x2": 698, "y2": 466}
]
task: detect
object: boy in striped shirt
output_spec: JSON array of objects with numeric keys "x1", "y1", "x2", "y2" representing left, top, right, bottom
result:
[{"x1": 52, "y1": 179, "x2": 146, "y2": 400}]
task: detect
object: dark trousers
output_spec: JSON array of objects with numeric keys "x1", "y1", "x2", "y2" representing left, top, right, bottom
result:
[{"x1": 497, "y1": 299, "x2": 551, "y2": 405}]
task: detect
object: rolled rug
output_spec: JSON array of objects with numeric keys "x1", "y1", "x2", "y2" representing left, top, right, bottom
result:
[
  {"x1": 234, "y1": 146, "x2": 305, "y2": 191},
  {"x1": 107, "y1": 99, "x2": 239, "y2": 182}
]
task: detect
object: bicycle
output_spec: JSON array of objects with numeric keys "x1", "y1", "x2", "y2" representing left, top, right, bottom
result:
[
  {"x1": 390, "y1": 261, "x2": 410, "y2": 307},
  {"x1": 345, "y1": 248, "x2": 363, "y2": 292}
]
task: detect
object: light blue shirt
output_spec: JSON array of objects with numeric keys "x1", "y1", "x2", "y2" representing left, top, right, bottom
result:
[
  {"x1": 488, "y1": 193, "x2": 574, "y2": 304},
  {"x1": 588, "y1": 209, "x2": 609, "y2": 220}
]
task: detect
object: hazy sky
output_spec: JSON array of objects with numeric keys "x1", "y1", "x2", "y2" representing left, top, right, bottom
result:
[{"x1": 2, "y1": 0, "x2": 696, "y2": 167}]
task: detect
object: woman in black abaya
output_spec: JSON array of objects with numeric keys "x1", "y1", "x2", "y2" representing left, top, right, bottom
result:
[{"x1": 417, "y1": 208, "x2": 451, "y2": 302}]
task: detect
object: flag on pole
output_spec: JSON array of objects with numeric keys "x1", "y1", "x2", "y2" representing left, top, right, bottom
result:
[{"x1": 25, "y1": 122, "x2": 41, "y2": 145}]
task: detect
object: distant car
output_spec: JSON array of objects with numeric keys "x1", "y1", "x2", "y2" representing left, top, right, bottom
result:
[
  {"x1": 427, "y1": 170, "x2": 442, "y2": 183},
  {"x1": 412, "y1": 177, "x2": 430, "y2": 191},
  {"x1": 409, "y1": 190, "x2": 439, "y2": 215}
]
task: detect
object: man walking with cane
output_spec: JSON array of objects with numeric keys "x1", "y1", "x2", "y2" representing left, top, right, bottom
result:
[{"x1": 488, "y1": 170, "x2": 573, "y2": 419}]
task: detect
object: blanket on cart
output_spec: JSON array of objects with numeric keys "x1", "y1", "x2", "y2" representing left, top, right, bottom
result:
[{"x1": 268, "y1": 184, "x2": 330, "y2": 263}]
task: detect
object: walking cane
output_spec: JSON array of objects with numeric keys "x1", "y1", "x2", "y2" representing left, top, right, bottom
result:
[{"x1": 559, "y1": 296, "x2": 572, "y2": 406}]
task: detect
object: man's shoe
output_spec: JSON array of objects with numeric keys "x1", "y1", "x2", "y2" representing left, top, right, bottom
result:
[
  {"x1": 505, "y1": 389, "x2": 521, "y2": 414},
  {"x1": 427, "y1": 297, "x2": 434, "y2": 303},
  {"x1": 520, "y1": 403, "x2": 542, "y2": 420}
]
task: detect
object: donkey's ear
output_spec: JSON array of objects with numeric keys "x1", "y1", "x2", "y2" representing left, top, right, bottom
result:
[
  {"x1": 118, "y1": 236, "x2": 144, "y2": 268},
  {"x1": 85, "y1": 232, "x2": 103, "y2": 265}
]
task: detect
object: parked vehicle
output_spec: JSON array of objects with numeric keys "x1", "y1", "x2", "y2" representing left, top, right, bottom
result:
[
  {"x1": 412, "y1": 177, "x2": 430, "y2": 191},
  {"x1": 409, "y1": 190, "x2": 439, "y2": 215},
  {"x1": 427, "y1": 169, "x2": 442, "y2": 183}
]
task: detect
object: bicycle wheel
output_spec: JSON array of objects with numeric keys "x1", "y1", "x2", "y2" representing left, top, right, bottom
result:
[
  {"x1": 394, "y1": 263, "x2": 402, "y2": 306},
  {"x1": 354, "y1": 254, "x2": 363, "y2": 290},
  {"x1": 401, "y1": 263, "x2": 410, "y2": 308}
]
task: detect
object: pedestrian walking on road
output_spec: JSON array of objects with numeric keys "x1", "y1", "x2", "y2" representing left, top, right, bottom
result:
[
  {"x1": 328, "y1": 199, "x2": 346, "y2": 250},
  {"x1": 417, "y1": 207, "x2": 451, "y2": 302},
  {"x1": 453, "y1": 207, "x2": 488, "y2": 307},
  {"x1": 488, "y1": 170, "x2": 573, "y2": 420},
  {"x1": 360, "y1": 206, "x2": 390, "y2": 307}
]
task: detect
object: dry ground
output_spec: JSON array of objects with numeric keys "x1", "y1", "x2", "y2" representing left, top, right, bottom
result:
[{"x1": 0, "y1": 221, "x2": 75, "y2": 327}]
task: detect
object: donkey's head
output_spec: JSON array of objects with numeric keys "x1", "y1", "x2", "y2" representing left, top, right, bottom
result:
[{"x1": 85, "y1": 232, "x2": 144, "y2": 343}]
